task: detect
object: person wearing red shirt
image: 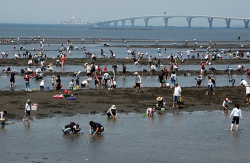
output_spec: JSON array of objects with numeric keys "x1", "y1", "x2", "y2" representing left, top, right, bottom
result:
[
  {"x1": 103, "y1": 66, "x2": 108, "y2": 73},
  {"x1": 94, "y1": 72, "x2": 100, "y2": 89},
  {"x1": 61, "y1": 54, "x2": 66, "y2": 68},
  {"x1": 24, "y1": 74, "x2": 31, "y2": 91}
]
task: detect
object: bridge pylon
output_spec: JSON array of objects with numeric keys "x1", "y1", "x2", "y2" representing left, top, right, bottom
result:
[
  {"x1": 186, "y1": 18, "x2": 192, "y2": 27},
  {"x1": 225, "y1": 19, "x2": 231, "y2": 28},
  {"x1": 207, "y1": 18, "x2": 213, "y2": 28},
  {"x1": 244, "y1": 20, "x2": 249, "y2": 28},
  {"x1": 144, "y1": 18, "x2": 149, "y2": 27},
  {"x1": 130, "y1": 19, "x2": 135, "y2": 26},
  {"x1": 164, "y1": 18, "x2": 169, "y2": 27}
]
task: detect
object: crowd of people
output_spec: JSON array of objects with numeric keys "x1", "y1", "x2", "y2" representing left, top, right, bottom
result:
[{"x1": 1, "y1": 39, "x2": 250, "y2": 133}]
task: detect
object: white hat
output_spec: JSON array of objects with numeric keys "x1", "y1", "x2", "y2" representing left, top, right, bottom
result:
[
  {"x1": 27, "y1": 99, "x2": 31, "y2": 103},
  {"x1": 78, "y1": 71, "x2": 81, "y2": 73},
  {"x1": 111, "y1": 105, "x2": 116, "y2": 109},
  {"x1": 134, "y1": 72, "x2": 138, "y2": 75}
]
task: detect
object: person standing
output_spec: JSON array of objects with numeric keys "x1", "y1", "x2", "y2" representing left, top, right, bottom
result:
[
  {"x1": 134, "y1": 72, "x2": 141, "y2": 93},
  {"x1": 170, "y1": 71, "x2": 177, "y2": 88},
  {"x1": 75, "y1": 71, "x2": 81, "y2": 86},
  {"x1": 205, "y1": 76, "x2": 215, "y2": 95},
  {"x1": 229, "y1": 103, "x2": 242, "y2": 131},
  {"x1": 122, "y1": 63, "x2": 126, "y2": 78},
  {"x1": 94, "y1": 72, "x2": 100, "y2": 89},
  {"x1": 23, "y1": 74, "x2": 31, "y2": 91},
  {"x1": 158, "y1": 70, "x2": 164, "y2": 88},
  {"x1": 172, "y1": 83, "x2": 182, "y2": 109},
  {"x1": 9, "y1": 70, "x2": 16, "y2": 87},
  {"x1": 109, "y1": 77, "x2": 116, "y2": 92},
  {"x1": 56, "y1": 75, "x2": 61, "y2": 91},
  {"x1": 246, "y1": 85, "x2": 250, "y2": 104},
  {"x1": 61, "y1": 54, "x2": 66, "y2": 68},
  {"x1": 22, "y1": 99, "x2": 31, "y2": 122}
]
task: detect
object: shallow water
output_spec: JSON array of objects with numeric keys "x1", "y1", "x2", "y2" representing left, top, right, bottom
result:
[
  {"x1": 1, "y1": 63, "x2": 249, "y2": 74},
  {"x1": 0, "y1": 42, "x2": 249, "y2": 60},
  {"x1": 0, "y1": 74, "x2": 249, "y2": 91},
  {"x1": 1, "y1": 111, "x2": 250, "y2": 162}
]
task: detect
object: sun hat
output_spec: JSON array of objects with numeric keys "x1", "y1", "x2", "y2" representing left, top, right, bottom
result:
[
  {"x1": 111, "y1": 105, "x2": 116, "y2": 109},
  {"x1": 157, "y1": 97, "x2": 163, "y2": 101},
  {"x1": 134, "y1": 72, "x2": 138, "y2": 75},
  {"x1": 27, "y1": 99, "x2": 31, "y2": 103},
  {"x1": 78, "y1": 71, "x2": 81, "y2": 73}
]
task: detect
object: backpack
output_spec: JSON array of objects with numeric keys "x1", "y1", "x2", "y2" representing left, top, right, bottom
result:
[
  {"x1": 211, "y1": 78, "x2": 216, "y2": 85},
  {"x1": 171, "y1": 74, "x2": 176, "y2": 81}
]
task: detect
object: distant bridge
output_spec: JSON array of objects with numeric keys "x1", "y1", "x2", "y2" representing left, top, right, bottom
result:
[{"x1": 95, "y1": 15, "x2": 250, "y2": 28}]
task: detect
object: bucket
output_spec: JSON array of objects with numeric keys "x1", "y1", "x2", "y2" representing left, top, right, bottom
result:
[
  {"x1": 75, "y1": 85, "x2": 79, "y2": 90},
  {"x1": 32, "y1": 88, "x2": 36, "y2": 91},
  {"x1": 46, "y1": 86, "x2": 50, "y2": 91},
  {"x1": 31, "y1": 103, "x2": 38, "y2": 110}
]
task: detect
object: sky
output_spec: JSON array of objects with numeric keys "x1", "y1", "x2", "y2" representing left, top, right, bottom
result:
[{"x1": 0, "y1": 0, "x2": 250, "y2": 27}]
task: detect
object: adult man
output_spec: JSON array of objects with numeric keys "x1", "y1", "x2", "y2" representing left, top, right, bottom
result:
[
  {"x1": 172, "y1": 83, "x2": 182, "y2": 109},
  {"x1": 23, "y1": 74, "x2": 31, "y2": 91},
  {"x1": 75, "y1": 71, "x2": 81, "y2": 86},
  {"x1": 134, "y1": 72, "x2": 141, "y2": 93},
  {"x1": 22, "y1": 99, "x2": 31, "y2": 122},
  {"x1": 10, "y1": 70, "x2": 16, "y2": 87}
]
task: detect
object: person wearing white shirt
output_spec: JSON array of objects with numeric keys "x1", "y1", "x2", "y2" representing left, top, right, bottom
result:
[
  {"x1": 239, "y1": 79, "x2": 248, "y2": 87},
  {"x1": 134, "y1": 72, "x2": 141, "y2": 93},
  {"x1": 40, "y1": 80, "x2": 45, "y2": 90},
  {"x1": 22, "y1": 99, "x2": 31, "y2": 122},
  {"x1": 172, "y1": 83, "x2": 181, "y2": 109},
  {"x1": 229, "y1": 103, "x2": 242, "y2": 131},
  {"x1": 246, "y1": 86, "x2": 250, "y2": 104}
]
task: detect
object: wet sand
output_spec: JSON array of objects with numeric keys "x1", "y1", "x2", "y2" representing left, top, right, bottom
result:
[{"x1": 2, "y1": 86, "x2": 249, "y2": 121}]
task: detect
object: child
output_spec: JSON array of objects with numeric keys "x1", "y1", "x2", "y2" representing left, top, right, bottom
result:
[
  {"x1": 73, "y1": 124, "x2": 81, "y2": 134},
  {"x1": 222, "y1": 98, "x2": 231, "y2": 111},
  {"x1": 40, "y1": 80, "x2": 45, "y2": 90},
  {"x1": 68, "y1": 79, "x2": 74, "y2": 91},
  {"x1": 146, "y1": 108, "x2": 155, "y2": 117}
]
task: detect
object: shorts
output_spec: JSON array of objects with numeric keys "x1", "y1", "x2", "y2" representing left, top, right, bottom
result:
[
  {"x1": 246, "y1": 93, "x2": 250, "y2": 97},
  {"x1": 206, "y1": 85, "x2": 213, "y2": 91},
  {"x1": 87, "y1": 73, "x2": 91, "y2": 76},
  {"x1": 76, "y1": 79, "x2": 79, "y2": 86},
  {"x1": 25, "y1": 110, "x2": 30, "y2": 117},
  {"x1": 10, "y1": 78, "x2": 15, "y2": 83},
  {"x1": 81, "y1": 83, "x2": 86, "y2": 87},
  {"x1": 40, "y1": 86, "x2": 44, "y2": 89},
  {"x1": 95, "y1": 80, "x2": 99, "y2": 85},
  {"x1": 136, "y1": 83, "x2": 140, "y2": 88},
  {"x1": 173, "y1": 96, "x2": 179, "y2": 102},
  {"x1": 232, "y1": 116, "x2": 240, "y2": 124}
]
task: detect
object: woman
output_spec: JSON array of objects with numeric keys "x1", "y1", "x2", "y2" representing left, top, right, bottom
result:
[
  {"x1": 107, "y1": 105, "x2": 117, "y2": 118},
  {"x1": 205, "y1": 76, "x2": 215, "y2": 95},
  {"x1": 89, "y1": 121, "x2": 104, "y2": 135},
  {"x1": 94, "y1": 72, "x2": 100, "y2": 89},
  {"x1": 229, "y1": 103, "x2": 242, "y2": 131},
  {"x1": 56, "y1": 75, "x2": 61, "y2": 91}
]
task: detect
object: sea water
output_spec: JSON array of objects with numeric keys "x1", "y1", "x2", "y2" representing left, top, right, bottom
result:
[
  {"x1": 1, "y1": 24, "x2": 250, "y2": 41},
  {"x1": 0, "y1": 111, "x2": 250, "y2": 162}
]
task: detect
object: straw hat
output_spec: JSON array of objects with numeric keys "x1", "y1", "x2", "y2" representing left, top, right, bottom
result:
[
  {"x1": 134, "y1": 72, "x2": 138, "y2": 75},
  {"x1": 111, "y1": 105, "x2": 116, "y2": 109},
  {"x1": 157, "y1": 97, "x2": 163, "y2": 101},
  {"x1": 0, "y1": 118, "x2": 5, "y2": 122}
]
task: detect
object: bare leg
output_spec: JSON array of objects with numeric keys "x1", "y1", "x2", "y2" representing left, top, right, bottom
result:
[
  {"x1": 236, "y1": 124, "x2": 239, "y2": 131},
  {"x1": 230, "y1": 123, "x2": 234, "y2": 131}
]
